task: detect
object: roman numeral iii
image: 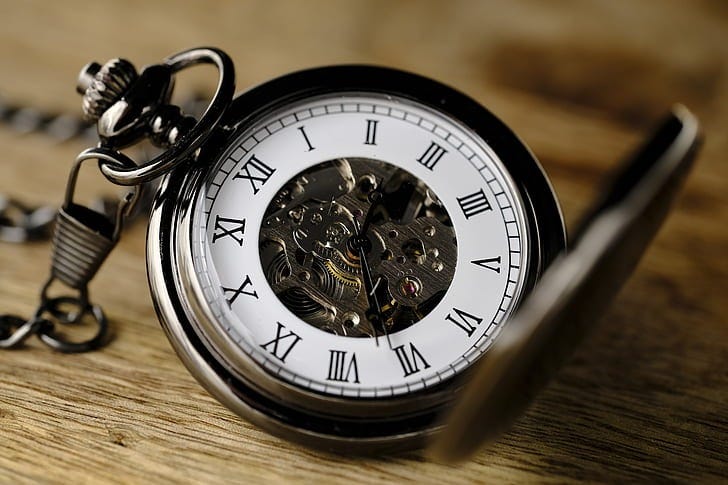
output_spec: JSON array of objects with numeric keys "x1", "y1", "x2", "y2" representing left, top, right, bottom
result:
[
  {"x1": 234, "y1": 155, "x2": 276, "y2": 194},
  {"x1": 416, "y1": 141, "x2": 447, "y2": 170}
]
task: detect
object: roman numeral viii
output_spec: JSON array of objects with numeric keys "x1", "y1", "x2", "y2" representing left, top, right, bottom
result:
[
  {"x1": 233, "y1": 155, "x2": 276, "y2": 195},
  {"x1": 212, "y1": 215, "x2": 246, "y2": 246},
  {"x1": 393, "y1": 342, "x2": 431, "y2": 377},
  {"x1": 416, "y1": 141, "x2": 447, "y2": 170},
  {"x1": 445, "y1": 307, "x2": 483, "y2": 337},
  {"x1": 327, "y1": 350, "x2": 360, "y2": 383},
  {"x1": 457, "y1": 188, "x2": 492, "y2": 219},
  {"x1": 260, "y1": 322, "x2": 302, "y2": 363}
]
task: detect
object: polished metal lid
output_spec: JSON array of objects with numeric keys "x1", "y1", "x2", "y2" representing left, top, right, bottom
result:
[{"x1": 431, "y1": 105, "x2": 700, "y2": 462}]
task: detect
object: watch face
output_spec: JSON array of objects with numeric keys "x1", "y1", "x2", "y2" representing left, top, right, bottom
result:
[
  {"x1": 149, "y1": 65, "x2": 565, "y2": 449},
  {"x1": 195, "y1": 92, "x2": 529, "y2": 398}
]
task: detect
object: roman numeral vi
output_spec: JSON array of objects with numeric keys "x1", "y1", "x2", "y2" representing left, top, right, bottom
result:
[{"x1": 445, "y1": 307, "x2": 483, "y2": 337}]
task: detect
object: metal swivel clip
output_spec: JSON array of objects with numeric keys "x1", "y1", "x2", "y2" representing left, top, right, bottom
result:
[{"x1": 49, "y1": 148, "x2": 142, "y2": 295}]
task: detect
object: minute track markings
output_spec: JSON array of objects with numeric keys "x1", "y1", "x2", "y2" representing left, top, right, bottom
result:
[{"x1": 200, "y1": 96, "x2": 526, "y2": 397}]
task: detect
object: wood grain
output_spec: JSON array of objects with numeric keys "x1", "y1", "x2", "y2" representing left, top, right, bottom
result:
[{"x1": 1, "y1": 1, "x2": 726, "y2": 483}]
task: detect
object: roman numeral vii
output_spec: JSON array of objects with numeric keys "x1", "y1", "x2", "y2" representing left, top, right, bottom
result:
[{"x1": 392, "y1": 342, "x2": 431, "y2": 377}]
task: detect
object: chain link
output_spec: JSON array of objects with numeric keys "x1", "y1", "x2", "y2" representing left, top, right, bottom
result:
[
  {"x1": 0, "y1": 93, "x2": 208, "y2": 244},
  {"x1": 0, "y1": 46, "x2": 233, "y2": 352}
]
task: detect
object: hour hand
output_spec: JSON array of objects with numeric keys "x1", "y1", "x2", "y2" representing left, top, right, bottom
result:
[{"x1": 351, "y1": 217, "x2": 390, "y2": 346}]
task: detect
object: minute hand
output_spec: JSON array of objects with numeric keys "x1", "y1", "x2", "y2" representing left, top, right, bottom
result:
[{"x1": 352, "y1": 217, "x2": 391, "y2": 348}]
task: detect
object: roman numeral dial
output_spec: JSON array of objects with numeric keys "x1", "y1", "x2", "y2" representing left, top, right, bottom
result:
[{"x1": 200, "y1": 92, "x2": 527, "y2": 399}]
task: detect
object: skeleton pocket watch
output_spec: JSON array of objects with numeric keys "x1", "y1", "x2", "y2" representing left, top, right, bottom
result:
[{"x1": 0, "y1": 47, "x2": 699, "y2": 458}]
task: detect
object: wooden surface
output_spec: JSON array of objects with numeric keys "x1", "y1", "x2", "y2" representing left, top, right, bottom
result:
[{"x1": 1, "y1": 1, "x2": 727, "y2": 483}]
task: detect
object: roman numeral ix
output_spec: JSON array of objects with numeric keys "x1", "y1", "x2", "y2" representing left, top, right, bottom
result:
[
  {"x1": 233, "y1": 155, "x2": 276, "y2": 195},
  {"x1": 212, "y1": 215, "x2": 246, "y2": 246},
  {"x1": 260, "y1": 322, "x2": 302, "y2": 363},
  {"x1": 326, "y1": 350, "x2": 360, "y2": 383},
  {"x1": 393, "y1": 342, "x2": 431, "y2": 377}
]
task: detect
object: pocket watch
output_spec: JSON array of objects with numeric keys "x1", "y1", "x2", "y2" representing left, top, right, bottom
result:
[
  {"x1": 143, "y1": 50, "x2": 565, "y2": 452},
  {"x1": 0, "y1": 47, "x2": 699, "y2": 458}
]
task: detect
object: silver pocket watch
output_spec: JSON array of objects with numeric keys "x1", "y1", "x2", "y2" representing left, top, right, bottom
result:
[{"x1": 0, "y1": 47, "x2": 700, "y2": 459}]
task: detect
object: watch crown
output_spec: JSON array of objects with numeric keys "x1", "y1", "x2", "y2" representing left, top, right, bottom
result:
[{"x1": 76, "y1": 58, "x2": 138, "y2": 123}]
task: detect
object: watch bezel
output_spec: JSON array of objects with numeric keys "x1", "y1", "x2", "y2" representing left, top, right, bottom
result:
[{"x1": 147, "y1": 65, "x2": 566, "y2": 451}]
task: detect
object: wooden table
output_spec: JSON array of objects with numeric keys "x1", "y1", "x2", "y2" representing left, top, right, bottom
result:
[{"x1": 1, "y1": 1, "x2": 726, "y2": 482}]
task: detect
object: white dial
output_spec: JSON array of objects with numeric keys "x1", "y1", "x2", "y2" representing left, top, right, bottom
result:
[{"x1": 192, "y1": 93, "x2": 529, "y2": 398}]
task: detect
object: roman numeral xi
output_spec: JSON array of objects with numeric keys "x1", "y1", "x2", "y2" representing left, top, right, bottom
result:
[{"x1": 260, "y1": 322, "x2": 302, "y2": 363}]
